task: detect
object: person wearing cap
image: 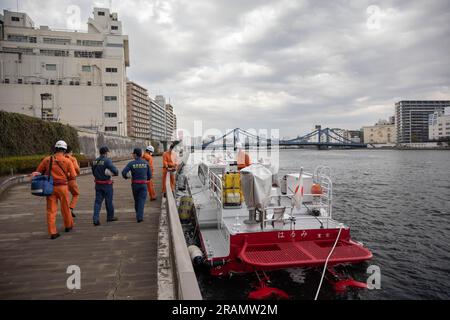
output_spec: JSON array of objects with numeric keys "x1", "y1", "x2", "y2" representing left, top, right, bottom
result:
[
  {"x1": 142, "y1": 145, "x2": 157, "y2": 201},
  {"x1": 65, "y1": 145, "x2": 80, "y2": 218},
  {"x1": 122, "y1": 148, "x2": 152, "y2": 223},
  {"x1": 236, "y1": 142, "x2": 251, "y2": 170},
  {"x1": 162, "y1": 142, "x2": 178, "y2": 196},
  {"x1": 36, "y1": 140, "x2": 77, "y2": 239},
  {"x1": 92, "y1": 146, "x2": 119, "y2": 226}
]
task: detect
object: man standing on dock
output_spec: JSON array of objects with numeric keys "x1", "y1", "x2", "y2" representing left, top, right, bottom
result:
[
  {"x1": 122, "y1": 148, "x2": 152, "y2": 223},
  {"x1": 236, "y1": 142, "x2": 251, "y2": 170},
  {"x1": 142, "y1": 145, "x2": 157, "y2": 201},
  {"x1": 162, "y1": 142, "x2": 178, "y2": 197},
  {"x1": 92, "y1": 146, "x2": 119, "y2": 226},
  {"x1": 65, "y1": 145, "x2": 80, "y2": 218},
  {"x1": 36, "y1": 140, "x2": 77, "y2": 239}
]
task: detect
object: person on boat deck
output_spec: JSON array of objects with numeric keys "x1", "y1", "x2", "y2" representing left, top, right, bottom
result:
[
  {"x1": 236, "y1": 142, "x2": 251, "y2": 170},
  {"x1": 122, "y1": 148, "x2": 152, "y2": 223},
  {"x1": 65, "y1": 145, "x2": 80, "y2": 218},
  {"x1": 92, "y1": 146, "x2": 119, "y2": 226},
  {"x1": 36, "y1": 140, "x2": 77, "y2": 239},
  {"x1": 142, "y1": 145, "x2": 157, "y2": 201},
  {"x1": 162, "y1": 142, "x2": 179, "y2": 197}
]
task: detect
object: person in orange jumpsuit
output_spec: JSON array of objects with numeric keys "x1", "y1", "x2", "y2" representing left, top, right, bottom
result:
[
  {"x1": 65, "y1": 145, "x2": 80, "y2": 217},
  {"x1": 142, "y1": 145, "x2": 157, "y2": 201},
  {"x1": 162, "y1": 142, "x2": 178, "y2": 196},
  {"x1": 236, "y1": 142, "x2": 251, "y2": 170},
  {"x1": 36, "y1": 140, "x2": 77, "y2": 239}
]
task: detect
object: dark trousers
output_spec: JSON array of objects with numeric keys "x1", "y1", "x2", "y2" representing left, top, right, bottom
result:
[
  {"x1": 93, "y1": 184, "x2": 114, "y2": 222},
  {"x1": 132, "y1": 183, "x2": 147, "y2": 221}
]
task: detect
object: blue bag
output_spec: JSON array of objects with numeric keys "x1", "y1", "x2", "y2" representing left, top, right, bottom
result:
[{"x1": 31, "y1": 157, "x2": 54, "y2": 196}]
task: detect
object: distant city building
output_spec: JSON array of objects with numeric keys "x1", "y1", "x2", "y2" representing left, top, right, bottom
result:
[
  {"x1": 126, "y1": 81, "x2": 150, "y2": 139},
  {"x1": 149, "y1": 97, "x2": 166, "y2": 142},
  {"x1": 395, "y1": 100, "x2": 450, "y2": 143},
  {"x1": 348, "y1": 130, "x2": 363, "y2": 143},
  {"x1": 363, "y1": 119, "x2": 396, "y2": 144},
  {"x1": 165, "y1": 103, "x2": 175, "y2": 141},
  {"x1": 0, "y1": 8, "x2": 130, "y2": 135},
  {"x1": 428, "y1": 107, "x2": 450, "y2": 141}
]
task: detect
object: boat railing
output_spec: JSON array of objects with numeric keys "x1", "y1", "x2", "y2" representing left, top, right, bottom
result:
[{"x1": 207, "y1": 169, "x2": 223, "y2": 228}]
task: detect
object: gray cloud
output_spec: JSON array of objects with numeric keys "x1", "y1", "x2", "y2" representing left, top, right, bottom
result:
[{"x1": 1, "y1": 0, "x2": 449, "y2": 136}]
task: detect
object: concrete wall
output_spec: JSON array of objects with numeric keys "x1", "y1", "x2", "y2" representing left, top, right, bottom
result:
[{"x1": 77, "y1": 128, "x2": 151, "y2": 160}]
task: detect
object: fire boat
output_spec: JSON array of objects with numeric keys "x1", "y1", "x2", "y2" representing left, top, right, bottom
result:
[{"x1": 175, "y1": 150, "x2": 373, "y2": 300}]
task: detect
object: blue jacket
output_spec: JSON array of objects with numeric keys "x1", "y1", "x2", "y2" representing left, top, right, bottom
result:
[
  {"x1": 92, "y1": 156, "x2": 118, "y2": 181},
  {"x1": 122, "y1": 158, "x2": 151, "y2": 181}
]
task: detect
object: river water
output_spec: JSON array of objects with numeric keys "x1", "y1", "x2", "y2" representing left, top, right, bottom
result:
[{"x1": 195, "y1": 149, "x2": 450, "y2": 300}]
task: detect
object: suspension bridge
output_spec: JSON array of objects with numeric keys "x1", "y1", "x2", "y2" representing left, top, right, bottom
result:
[{"x1": 195, "y1": 127, "x2": 367, "y2": 150}]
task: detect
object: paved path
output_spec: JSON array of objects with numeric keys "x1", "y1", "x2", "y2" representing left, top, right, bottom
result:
[{"x1": 0, "y1": 157, "x2": 163, "y2": 299}]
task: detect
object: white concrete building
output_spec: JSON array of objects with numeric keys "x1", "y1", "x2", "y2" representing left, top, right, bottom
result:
[
  {"x1": 429, "y1": 107, "x2": 450, "y2": 141},
  {"x1": 363, "y1": 119, "x2": 396, "y2": 144},
  {"x1": 0, "y1": 8, "x2": 130, "y2": 135}
]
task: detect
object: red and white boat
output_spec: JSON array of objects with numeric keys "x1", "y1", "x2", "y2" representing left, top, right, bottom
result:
[{"x1": 178, "y1": 152, "x2": 373, "y2": 299}]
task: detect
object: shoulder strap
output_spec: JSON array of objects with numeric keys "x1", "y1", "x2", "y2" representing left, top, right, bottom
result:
[
  {"x1": 55, "y1": 158, "x2": 69, "y2": 179},
  {"x1": 47, "y1": 156, "x2": 53, "y2": 181}
]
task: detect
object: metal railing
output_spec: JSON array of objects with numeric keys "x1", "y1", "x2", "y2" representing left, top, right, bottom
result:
[{"x1": 165, "y1": 172, "x2": 202, "y2": 300}]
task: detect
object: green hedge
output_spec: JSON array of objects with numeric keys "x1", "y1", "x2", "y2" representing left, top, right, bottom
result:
[
  {"x1": 0, "y1": 111, "x2": 80, "y2": 157},
  {"x1": 0, "y1": 153, "x2": 88, "y2": 176}
]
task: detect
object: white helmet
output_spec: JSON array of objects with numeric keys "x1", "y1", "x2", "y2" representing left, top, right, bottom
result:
[
  {"x1": 55, "y1": 140, "x2": 67, "y2": 150},
  {"x1": 146, "y1": 145, "x2": 154, "y2": 153}
]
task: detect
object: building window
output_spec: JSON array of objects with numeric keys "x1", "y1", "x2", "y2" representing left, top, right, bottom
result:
[
  {"x1": 75, "y1": 81, "x2": 80, "y2": 86},
  {"x1": 18, "y1": 79, "x2": 23, "y2": 84},
  {"x1": 69, "y1": 81, "x2": 74, "y2": 85},
  {"x1": 29, "y1": 37, "x2": 37, "y2": 43},
  {"x1": 105, "y1": 96, "x2": 117, "y2": 101},
  {"x1": 104, "y1": 112, "x2": 117, "y2": 118},
  {"x1": 43, "y1": 37, "x2": 71, "y2": 45},
  {"x1": 74, "y1": 51, "x2": 102, "y2": 58},
  {"x1": 50, "y1": 80, "x2": 55, "y2": 85},
  {"x1": 105, "y1": 83, "x2": 118, "y2": 87},
  {"x1": 111, "y1": 25, "x2": 119, "y2": 30},
  {"x1": 98, "y1": 11, "x2": 105, "y2": 16},
  {"x1": 7, "y1": 34, "x2": 28, "y2": 42},
  {"x1": 11, "y1": 16, "x2": 20, "y2": 22},
  {"x1": 105, "y1": 126, "x2": 117, "y2": 132},
  {"x1": 58, "y1": 80, "x2": 63, "y2": 85},
  {"x1": 40, "y1": 49, "x2": 69, "y2": 57},
  {"x1": 77, "y1": 39, "x2": 103, "y2": 47},
  {"x1": 45, "y1": 64, "x2": 57, "y2": 71},
  {"x1": 82, "y1": 65, "x2": 91, "y2": 72},
  {"x1": 87, "y1": 81, "x2": 92, "y2": 86},
  {"x1": 105, "y1": 67, "x2": 118, "y2": 73}
]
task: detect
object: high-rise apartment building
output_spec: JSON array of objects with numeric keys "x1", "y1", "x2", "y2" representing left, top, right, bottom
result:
[
  {"x1": 126, "y1": 81, "x2": 150, "y2": 139},
  {"x1": 149, "y1": 96, "x2": 166, "y2": 142},
  {"x1": 395, "y1": 100, "x2": 450, "y2": 143},
  {"x1": 0, "y1": 8, "x2": 130, "y2": 135}
]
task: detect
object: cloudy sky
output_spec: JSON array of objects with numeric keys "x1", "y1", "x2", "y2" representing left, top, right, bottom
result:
[{"x1": 1, "y1": 0, "x2": 449, "y2": 137}]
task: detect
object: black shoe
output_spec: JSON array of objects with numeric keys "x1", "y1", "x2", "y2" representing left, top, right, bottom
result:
[
  {"x1": 163, "y1": 193, "x2": 166, "y2": 198},
  {"x1": 93, "y1": 221, "x2": 100, "y2": 226},
  {"x1": 65, "y1": 227, "x2": 73, "y2": 232},
  {"x1": 137, "y1": 219, "x2": 143, "y2": 223},
  {"x1": 50, "y1": 233, "x2": 60, "y2": 239},
  {"x1": 70, "y1": 208, "x2": 76, "y2": 218},
  {"x1": 107, "y1": 217, "x2": 118, "y2": 222}
]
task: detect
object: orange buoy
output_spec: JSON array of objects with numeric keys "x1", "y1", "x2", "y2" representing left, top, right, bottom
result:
[{"x1": 311, "y1": 183, "x2": 323, "y2": 195}]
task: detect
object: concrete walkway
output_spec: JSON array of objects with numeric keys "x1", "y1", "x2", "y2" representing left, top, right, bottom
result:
[{"x1": 0, "y1": 157, "x2": 163, "y2": 299}]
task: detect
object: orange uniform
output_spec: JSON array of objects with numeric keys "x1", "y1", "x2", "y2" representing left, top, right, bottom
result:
[
  {"x1": 142, "y1": 152, "x2": 157, "y2": 200},
  {"x1": 162, "y1": 150, "x2": 177, "y2": 193},
  {"x1": 37, "y1": 152, "x2": 77, "y2": 235},
  {"x1": 237, "y1": 150, "x2": 251, "y2": 170},
  {"x1": 65, "y1": 154, "x2": 80, "y2": 210}
]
